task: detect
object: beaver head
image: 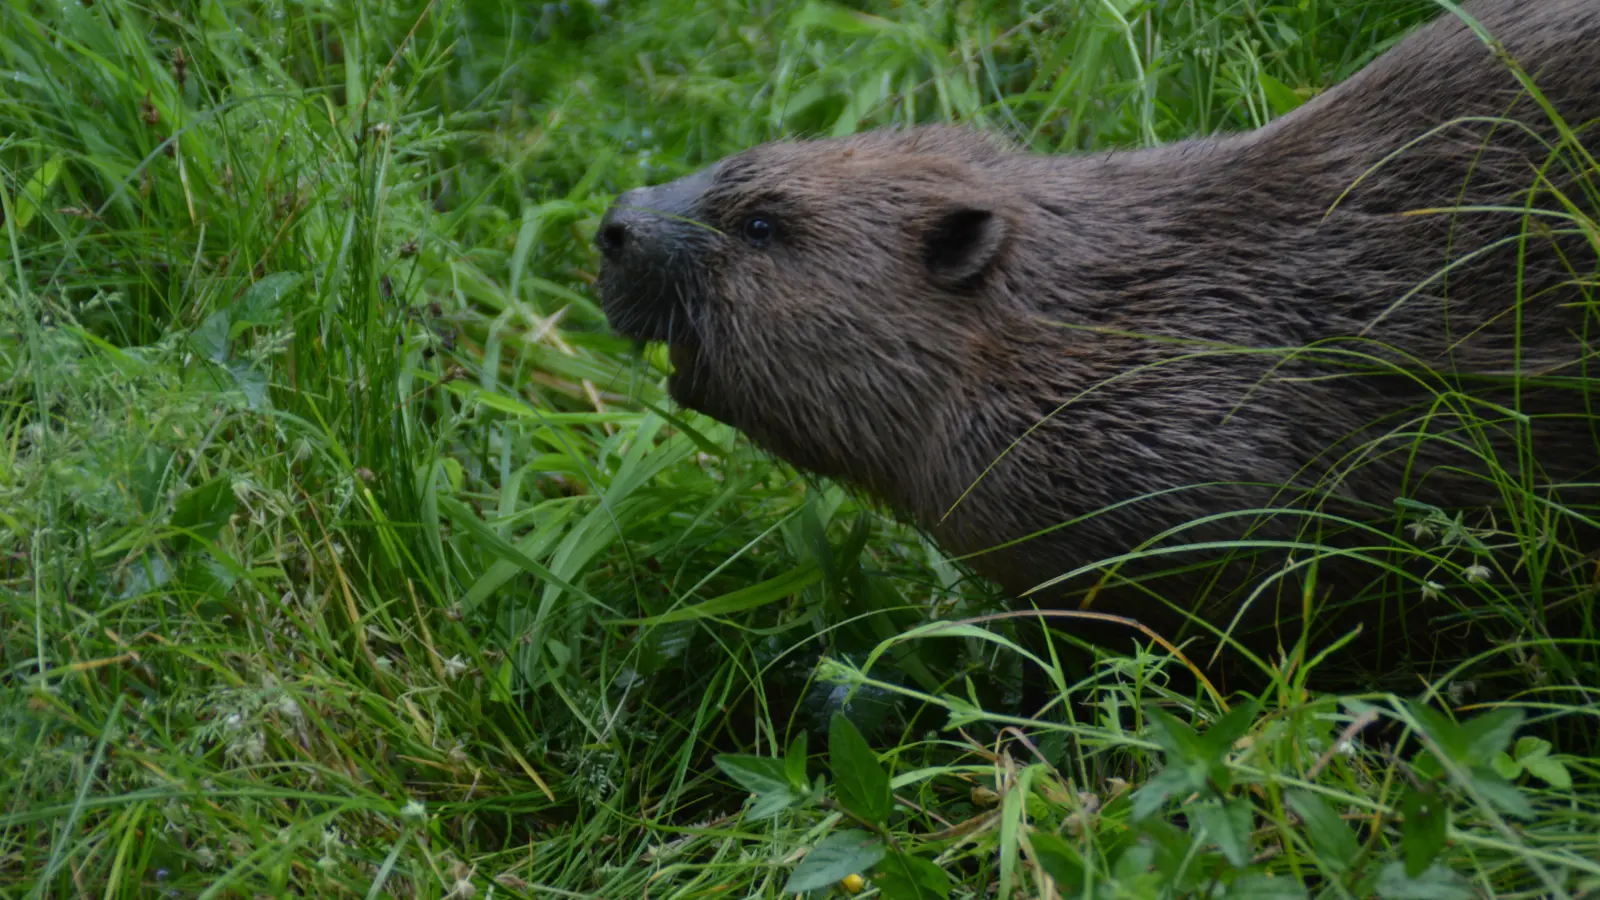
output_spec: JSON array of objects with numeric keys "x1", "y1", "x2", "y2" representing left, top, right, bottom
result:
[{"x1": 595, "y1": 127, "x2": 1040, "y2": 518}]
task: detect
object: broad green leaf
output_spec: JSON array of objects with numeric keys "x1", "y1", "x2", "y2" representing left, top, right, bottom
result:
[
  {"x1": 872, "y1": 852, "x2": 951, "y2": 900},
  {"x1": 1259, "y1": 73, "x2": 1307, "y2": 116},
  {"x1": 1374, "y1": 861, "x2": 1473, "y2": 900},
  {"x1": 1027, "y1": 830, "x2": 1086, "y2": 893},
  {"x1": 190, "y1": 308, "x2": 232, "y2": 363},
  {"x1": 628, "y1": 621, "x2": 694, "y2": 679},
  {"x1": 224, "y1": 361, "x2": 271, "y2": 410},
  {"x1": 1191, "y1": 797, "x2": 1253, "y2": 868},
  {"x1": 13, "y1": 155, "x2": 62, "y2": 229},
  {"x1": 713, "y1": 754, "x2": 790, "y2": 796},
  {"x1": 1522, "y1": 755, "x2": 1572, "y2": 790},
  {"x1": 1136, "y1": 817, "x2": 1194, "y2": 883},
  {"x1": 714, "y1": 754, "x2": 800, "y2": 822},
  {"x1": 1456, "y1": 707, "x2": 1524, "y2": 766},
  {"x1": 544, "y1": 639, "x2": 572, "y2": 677},
  {"x1": 1110, "y1": 844, "x2": 1158, "y2": 890},
  {"x1": 1145, "y1": 705, "x2": 1207, "y2": 764},
  {"x1": 791, "y1": 1, "x2": 893, "y2": 37},
  {"x1": 1406, "y1": 702, "x2": 1465, "y2": 761},
  {"x1": 785, "y1": 730, "x2": 809, "y2": 793},
  {"x1": 117, "y1": 554, "x2": 174, "y2": 600},
  {"x1": 1286, "y1": 790, "x2": 1358, "y2": 872},
  {"x1": 1465, "y1": 767, "x2": 1535, "y2": 819},
  {"x1": 1411, "y1": 749, "x2": 1444, "y2": 781},
  {"x1": 784, "y1": 829, "x2": 885, "y2": 894},
  {"x1": 1490, "y1": 752, "x2": 1522, "y2": 781},
  {"x1": 830, "y1": 712, "x2": 892, "y2": 826},
  {"x1": 1399, "y1": 785, "x2": 1447, "y2": 878},
  {"x1": 232, "y1": 271, "x2": 303, "y2": 332},
  {"x1": 1512, "y1": 736, "x2": 1552, "y2": 762},
  {"x1": 1228, "y1": 872, "x2": 1311, "y2": 899},
  {"x1": 490, "y1": 660, "x2": 514, "y2": 704},
  {"x1": 171, "y1": 476, "x2": 237, "y2": 551},
  {"x1": 747, "y1": 786, "x2": 802, "y2": 821},
  {"x1": 1131, "y1": 767, "x2": 1193, "y2": 822},
  {"x1": 179, "y1": 556, "x2": 238, "y2": 601},
  {"x1": 1202, "y1": 698, "x2": 1262, "y2": 757}
]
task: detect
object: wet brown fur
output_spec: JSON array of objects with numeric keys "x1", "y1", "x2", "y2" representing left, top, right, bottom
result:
[{"x1": 596, "y1": 0, "x2": 1600, "y2": 684}]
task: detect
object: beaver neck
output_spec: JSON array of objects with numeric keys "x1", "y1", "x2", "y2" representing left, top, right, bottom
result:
[{"x1": 900, "y1": 138, "x2": 1392, "y2": 572}]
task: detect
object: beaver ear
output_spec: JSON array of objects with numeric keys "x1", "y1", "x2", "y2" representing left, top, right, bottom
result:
[{"x1": 922, "y1": 204, "x2": 1006, "y2": 287}]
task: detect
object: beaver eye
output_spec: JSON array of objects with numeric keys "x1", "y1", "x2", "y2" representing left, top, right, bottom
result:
[{"x1": 741, "y1": 215, "x2": 775, "y2": 246}]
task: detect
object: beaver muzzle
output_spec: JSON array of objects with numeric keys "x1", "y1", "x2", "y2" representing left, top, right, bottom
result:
[{"x1": 595, "y1": 168, "x2": 717, "y2": 345}]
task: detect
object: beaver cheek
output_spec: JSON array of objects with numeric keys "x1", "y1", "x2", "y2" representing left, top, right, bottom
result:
[
  {"x1": 664, "y1": 339, "x2": 726, "y2": 422},
  {"x1": 667, "y1": 341, "x2": 697, "y2": 380}
]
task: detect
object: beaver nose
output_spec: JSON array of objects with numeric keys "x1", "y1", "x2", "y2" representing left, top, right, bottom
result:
[
  {"x1": 596, "y1": 188, "x2": 651, "y2": 261},
  {"x1": 595, "y1": 216, "x2": 629, "y2": 259}
]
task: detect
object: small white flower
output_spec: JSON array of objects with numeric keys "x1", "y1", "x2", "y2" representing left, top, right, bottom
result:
[
  {"x1": 278, "y1": 695, "x2": 302, "y2": 721},
  {"x1": 443, "y1": 655, "x2": 470, "y2": 679},
  {"x1": 1407, "y1": 521, "x2": 1435, "y2": 542},
  {"x1": 401, "y1": 799, "x2": 427, "y2": 821},
  {"x1": 1463, "y1": 563, "x2": 1491, "y2": 584},
  {"x1": 230, "y1": 478, "x2": 257, "y2": 503},
  {"x1": 1421, "y1": 581, "x2": 1445, "y2": 602}
]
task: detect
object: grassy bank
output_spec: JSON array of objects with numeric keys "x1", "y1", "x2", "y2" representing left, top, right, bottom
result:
[{"x1": 1, "y1": 0, "x2": 1595, "y2": 897}]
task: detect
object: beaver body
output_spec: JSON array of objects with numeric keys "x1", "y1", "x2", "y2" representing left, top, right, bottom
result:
[{"x1": 596, "y1": 0, "x2": 1599, "y2": 666}]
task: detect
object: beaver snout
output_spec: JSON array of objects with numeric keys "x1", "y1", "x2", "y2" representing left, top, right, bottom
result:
[
  {"x1": 593, "y1": 187, "x2": 649, "y2": 261},
  {"x1": 595, "y1": 168, "x2": 715, "y2": 262},
  {"x1": 595, "y1": 169, "x2": 717, "y2": 343}
]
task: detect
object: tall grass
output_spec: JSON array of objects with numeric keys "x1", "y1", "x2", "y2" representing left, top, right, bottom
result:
[{"x1": 0, "y1": 0, "x2": 1594, "y2": 897}]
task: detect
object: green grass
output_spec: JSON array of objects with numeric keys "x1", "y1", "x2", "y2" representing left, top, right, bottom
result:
[{"x1": 1, "y1": 0, "x2": 1596, "y2": 897}]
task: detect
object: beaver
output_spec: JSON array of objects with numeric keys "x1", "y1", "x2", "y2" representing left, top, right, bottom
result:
[{"x1": 595, "y1": 0, "x2": 1599, "y2": 687}]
